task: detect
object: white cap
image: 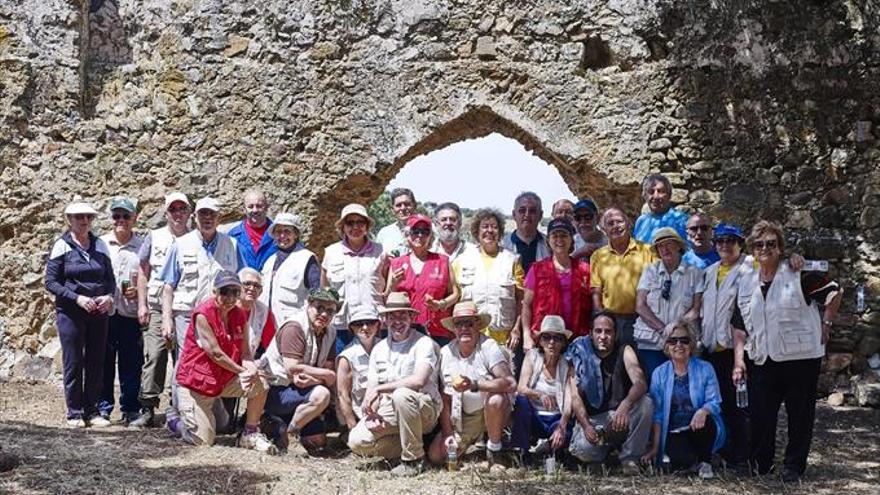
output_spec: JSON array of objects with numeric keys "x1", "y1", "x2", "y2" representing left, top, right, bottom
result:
[
  {"x1": 64, "y1": 195, "x2": 98, "y2": 216},
  {"x1": 164, "y1": 192, "x2": 190, "y2": 210},
  {"x1": 270, "y1": 212, "x2": 303, "y2": 237},
  {"x1": 194, "y1": 197, "x2": 221, "y2": 212}
]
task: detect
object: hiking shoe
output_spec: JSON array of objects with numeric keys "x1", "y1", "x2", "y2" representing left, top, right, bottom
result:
[
  {"x1": 66, "y1": 418, "x2": 87, "y2": 429},
  {"x1": 532, "y1": 438, "x2": 551, "y2": 456},
  {"x1": 89, "y1": 415, "x2": 112, "y2": 428},
  {"x1": 239, "y1": 431, "x2": 279, "y2": 455},
  {"x1": 698, "y1": 461, "x2": 715, "y2": 480},
  {"x1": 390, "y1": 459, "x2": 424, "y2": 477},
  {"x1": 621, "y1": 459, "x2": 641, "y2": 476},
  {"x1": 128, "y1": 408, "x2": 155, "y2": 428}
]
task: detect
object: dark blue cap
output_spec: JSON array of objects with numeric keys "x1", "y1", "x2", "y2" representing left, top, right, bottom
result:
[
  {"x1": 547, "y1": 217, "x2": 576, "y2": 236},
  {"x1": 573, "y1": 199, "x2": 598, "y2": 215},
  {"x1": 213, "y1": 270, "x2": 242, "y2": 290},
  {"x1": 714, "y1": 223, "x2": 744, "y2": 240}
]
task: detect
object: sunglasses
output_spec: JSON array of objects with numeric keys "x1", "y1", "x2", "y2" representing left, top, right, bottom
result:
[
  {"x1": 112, "y1": 212, "x2": 132, "y2": 221},
  {"x1": 714, "y1": 237, "x2": 739, "y2": 246},
  {"x1": 312, "y1": 304, "x2": 337, "y2": 315},
  {"x1": 573, "y1": 214, "x2": 593, "y2": 222},
  {"x1": 71, "y1": 214, "x2": 95, "y2": 221},
  {"x1": 241, "y1": 281, "x2": 262, "y2": 289},
  {"x1": 410, "y1": 227, "x2": 431, "y2": 237},
  {"x1": 168, "y1": 206, "x2": 189, "y2": 214},
  {"x1": 540, "y1": 334, "x2": 567, "y2": 343},
  {"x1": 345, "y1": 219, "x2": 368, "y2": 227},
  {"x1": 350, "y1": 320, "x2": 379, "y2": 329},
  {"x1": 752, "y1": 240, "x2": 778, "y2": 251},
  {"x1": 661, "y1": 279, "x2": 672, "y2": 301},
  {"x1": 667, "y1": 336, "x2": 691, "y2": 346},
  {"x1": 453, "y1": 318, "x2": 477, "y2": 328},
  {"x1": 218, "y1": 286, "x2": 241, "y2": 298},
  {"x1": 687, "y1": 225, "x2": 710, "y2": 232}
]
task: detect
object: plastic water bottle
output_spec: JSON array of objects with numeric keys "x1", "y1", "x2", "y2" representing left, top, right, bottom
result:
[
  {"x1": 736, "y1": 379, "x2": 749, "y2": 409},
  {"x1": 446, "y1": 436, "x2": 458, "y2": 471},
  {"x1": 856, "y1": 285, "x2": 866, "y2": 313},
  {"x1": 544, "y1": 454, "x2": 556, "y2": 475}
]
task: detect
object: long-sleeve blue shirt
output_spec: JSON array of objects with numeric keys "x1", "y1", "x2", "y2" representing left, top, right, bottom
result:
[{"x1": 45, "y1": 231, "x2": 116, "y2": 310}]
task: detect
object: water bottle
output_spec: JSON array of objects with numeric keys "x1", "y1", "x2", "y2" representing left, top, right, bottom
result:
[
  {"x1": 736, "y1": 379, "x2": 749, "y2": 409},
  {"x1": 856, "y1": 285, "x2": 866, "y2": 313},
  {"x1": 595, "y1": 424, "x2": 606, "y2": 446},
  {"x1": 544, "y1": 454, "x2": 556, "y2": 475},
  {"x1": 446, "y1": 436, "x2": 458, "y2": 471}
]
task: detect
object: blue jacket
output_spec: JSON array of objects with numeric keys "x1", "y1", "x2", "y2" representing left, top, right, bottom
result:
[
  {"x1": 227, "y1": 219, "x2": 278, "y2": 271},
  {"x1": 649, "y1": 357, "x2": 726, "y2": 464}
]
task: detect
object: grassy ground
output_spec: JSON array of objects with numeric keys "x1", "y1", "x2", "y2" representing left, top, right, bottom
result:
[{"x1": 0, "y1": 380, "x2": 877, "y2": 495}]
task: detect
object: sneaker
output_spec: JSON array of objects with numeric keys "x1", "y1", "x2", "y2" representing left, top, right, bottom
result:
[
  {"x1": 128, "y1": 408, "x2": 155, "y2": 428},
  {"x1": 390, "y1": 459, "x2": 424, "y2": 478},
  {"x1": 166, "y1": 417, "x2": 182, "y2": 437},
  {"x1": 698, "y1": 461, "x2": 715, "y2": 480},
  {"x1": 66, "y1": 418, "x2": 87, "y2": 428},
  {"x1": 532, "y1": 438, "x2": 551, "y2": 456},
  {"x1": 121, "y1": 411, "x2": 140, "y2": 426},
  {"x1": 621, "y1": 459, "x2": 641, "y2": 476},
  {"x1": 239, "y1": 431, "x2": 279, "y2": 455},
  {"x1": 89, "y1": 415, "x2": 112, "y2": 428}
]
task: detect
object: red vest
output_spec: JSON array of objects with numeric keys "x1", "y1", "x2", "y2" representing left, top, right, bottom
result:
[
  {"x1": 529, "y1": 258, "x2": 592, "y2": 338},
  {"x1": 177, "y1": 299, "x2": 247, "y2": 397},
  {"x1": 391, "y1": 252, "x2": 453, "y2": 338}
]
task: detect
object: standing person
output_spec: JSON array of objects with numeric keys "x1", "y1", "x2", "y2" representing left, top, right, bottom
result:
[
  {"x1": 732, "y1": 221, "x2": 842, "y2": 482},
  {"x1": 633, "y1": 228, "x2": 703, "y2": 380},
  {"x1": 132, "y1": 192, "x2": 191, "y2": 428},
  {"x1": 321, "y1": 203, "x2": 387, "y2": 355},
  {"x1": 336, "y1": 307, "x2": 382, "y2": 433},
  {"x1": 260, "y1": 212, "x2": 320, "y2": 330},
  {"x1": 348, "y1": 293, "x2": 442, "y2": 477},
  {"x1": 570, "y1": 199, "x2": 607, "y2": 260},
  {"x1": 589, "y1": 207, "x2": 656, "y2": 344},
  {"x1": 431, "y1": 202, "x2": 471, "y2": 263},
  {"x1": 260, "y1": 289, "x2": 340, "y2": 454},
  {"x1": 567, "y1": 313, "x2": 653, "y2": 473},
  {"x1": 681, "y1": 213, "x2": 720, "y2": 270},
  {"x1": 453, "y1": 208, "x2": 524, "y2": 351},
  {"x1": 237, "y1": 268, "x2": 275, "y2": 361},
  {"x1": 550, "y1": 199, "x2": 575, "y2": 223},
  {"x1": 427, "y1": 302, "x2": 517, "y2": 468},
  {"x1": 386, "y1": 214, "x2": 459, "y2": 346},
  {"x1": 45, "y1": 197, "x2": 116, "y2": 427},
  {"x1": 642, "y1": 321, "x2": 724, "y2": 479},
  {"x1": 632, "y1": 174, "x2": 688, "y2": 244},
  {"x1": 172, "y1": 271, "x2": 277, "y2": 453},
  {"x1": 97, "y1": 197, "x2": 144, "y2": 425},
  {"x1": 502, "y1": 191, "x2": 549, "y2": 275},
  {"x1": 376, "y1": 188, "x2": 417, "y2": 256},
  {"x1": 522, "y1": 218, "x2": 591, "y2": 351},
  {"x1": 225, "y1": 189, "x2": 278, "y2": 271}
]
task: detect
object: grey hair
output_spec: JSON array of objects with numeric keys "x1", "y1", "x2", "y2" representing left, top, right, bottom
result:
[
  {"x1": 662, "y1": 319, "x2": 699, "y2": 357},
  {"x1": 641, "y1": 173, "x2": 672, "y2": 200},
  {"x1": 433, "y1": 202, "x2": 462, "y2": 225},
  {"x1": 513, "y1": 191, "x2": 543, "y2": 210},
  {"x1": 238, "y1": 267, "x2": 263, "y2": 282}
]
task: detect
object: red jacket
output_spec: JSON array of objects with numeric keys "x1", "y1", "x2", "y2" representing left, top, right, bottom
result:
[
  {"x1": 391, "y1": 252, "x2": 453, "y2": 339},
  {"x1": 529, "y1": 258, "x2": 592, "y2": 338},
  {"x1": 177, "y1": 299, "x2": 247, "y2": 397}
]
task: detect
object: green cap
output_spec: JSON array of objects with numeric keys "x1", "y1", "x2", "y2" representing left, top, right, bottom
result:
[
  {"x1": 109, "y1": 197, "x2": 137, "y2": 213},
  {"x1": 308, "y1": 287, "x2": 341, "y2": 305}
]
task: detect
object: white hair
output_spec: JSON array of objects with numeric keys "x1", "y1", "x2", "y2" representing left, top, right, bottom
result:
[{"x1": 238, "y1": 267, "x2": 262, "y2": 282}]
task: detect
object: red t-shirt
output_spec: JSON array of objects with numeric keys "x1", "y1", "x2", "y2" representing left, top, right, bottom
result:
[{"x1": 244, "y1": 221, "x2": 269, "y2": 252}]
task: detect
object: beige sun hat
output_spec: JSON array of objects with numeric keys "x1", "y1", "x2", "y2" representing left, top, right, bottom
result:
[
  {"x1": 441, "y1": 301, "x2": 492, "y2": 331},
  {"x1": 536, "y1": 315, "x2": 573, "y2": 340},
  {"x1": 335, "y1": 203, "x2": 374, "y2": 231},
  {"x1": 650, "y1": 227, "x2": 687, "y2": 254},
  {"x1": 270, "y1": 212, "x2": 303, "y2": 238},
  {"x1": 378, "y1": 292, "x2": 420, "y2": 315}
]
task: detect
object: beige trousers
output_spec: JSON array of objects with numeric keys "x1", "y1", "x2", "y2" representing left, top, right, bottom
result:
[
  {"x1": 178, "y1": 375, "x2": 266, "y2": 446},
  {"x1": 348, "y1": 388, "x2": 440, "y2": 461}
]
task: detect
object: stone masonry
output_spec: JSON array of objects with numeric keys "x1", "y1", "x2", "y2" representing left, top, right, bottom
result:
[{"x1": 0, "y1": 1, "x2": 878, "y2": 391}]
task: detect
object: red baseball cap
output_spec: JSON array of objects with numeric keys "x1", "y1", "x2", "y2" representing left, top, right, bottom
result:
[{"x1": 406, "y1": 214, "x2": 432, "y2": 229}]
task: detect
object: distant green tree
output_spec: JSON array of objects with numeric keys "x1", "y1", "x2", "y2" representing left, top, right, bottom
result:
[{"x1": 367, "y1": 191, "x2": 396, "y2": 236}]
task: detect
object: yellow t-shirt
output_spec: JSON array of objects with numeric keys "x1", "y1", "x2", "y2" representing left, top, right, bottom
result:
[
  {"x1": 716, "y1": 263, "x2": 732, "y2": 288},
  {"x1": 589, "y1": 239, "x2": 657, "y2": 314}
]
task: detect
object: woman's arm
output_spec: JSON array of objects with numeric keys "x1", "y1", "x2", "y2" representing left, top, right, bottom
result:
[
  {"x1": 521, "y1": 289, "x2": 535, "y2": 350},
  {"x1": 336, "y1": 357, "x2": 358, "y2": 429}
]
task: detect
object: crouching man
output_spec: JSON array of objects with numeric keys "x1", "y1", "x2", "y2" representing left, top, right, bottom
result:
[
  {"x1": 427, "y1": 302, "x2": 516, "y2": 468},
  {"x1": 348, "y1": 292, "x2": 442, "y2": 477},
  {"x1": 173, "y1": 270, "x2": 276, "y2": 453},
  {"x1": 260, "y1": 288, "x2": 339, "y2": 454},
  {"x1": 567, "y1": 312, "x2": 653, "y2": 473}
]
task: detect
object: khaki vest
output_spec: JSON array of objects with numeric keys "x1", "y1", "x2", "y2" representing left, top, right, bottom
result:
[
  {"x1": 171, "y1": 231, "x2": 238, "y2": 312},
  {"x1": 323, "y1": 241, "x2": 386, "y2": 331},
  {"x1": 263, "y1": 322, "x2": 336, "y2": 387},
  {"x1": 260, "y1": 249, "x2": 315, "y2": 328},
  {"x1": 338, "y1": 339, "x2": 375, "y2": 419},
  {"x1": 147, "y1": 227, "x2": 176, "y2": 309},
  {"x1": 700, "y1": 256, "x2": 751, "y2": 350},
  {"x1": 457, "y1": 247, "x2": 519, "y2": 332}
]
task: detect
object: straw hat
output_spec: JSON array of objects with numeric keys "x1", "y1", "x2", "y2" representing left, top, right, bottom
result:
[
  {"x1": 535, "y1": 315, "x2": 573, "y2": 340},
  {"x1": 335, "y1": 203, "x2": 374, "y2": 231},
  {"x1": 378, "y1": 292, "x2": 420, "y2": 315},
  {"x1": 441, "y1": 301, "x2": 492, "y2": 331},
  {"x1": 650, "y1": 227, "x2": 687, "y2": 254}
]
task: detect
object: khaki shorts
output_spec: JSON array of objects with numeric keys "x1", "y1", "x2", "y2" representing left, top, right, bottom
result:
[
  {"x1": 458, "y1": 409, "x2": 487, "y2": 451},
  {"x1": 178, "y1": 375, "x2": 267, "y2": 446}
]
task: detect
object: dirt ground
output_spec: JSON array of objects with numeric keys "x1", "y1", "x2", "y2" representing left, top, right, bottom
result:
[{"x1": 0, "y1": 380, "x2": 877, "y2": 495}]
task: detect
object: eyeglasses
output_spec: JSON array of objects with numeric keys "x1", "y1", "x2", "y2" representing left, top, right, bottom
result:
[
  {"x1": 345, "y1": 219, "x2": 368, "y2": 227},
  {"x1": 752, "y1": 240, "x2": 778, "y2": 251},
  {"x1": 667, "y1": 336, "x2": 691, "y2": 347},
  {"x1": 241, "y1": 281, "x2": 262, "y2": 289},
  {"x1": 112, "y1": 212, "x2": 132, "y2": 221},
  {"x1": 687, "y1": 225, "x2": 710, "y2": 233},
  {"x1": 218, "y1": 286, "x2": 241, "y2": 298},
  {"x1": 312, "y1": 304, "x2": 337, "y2": 315},
  {"x1": 453, "y1": 318, "x2": 476, "y2": 328},
  {"x1": 661, "y1": 279, "x2": 672, "y2": 301},
  {"x1": 516, "y1": 207, "x2": 539, "y2": 215},
  {"x1": 71, "y1": 214, "x2": 95, "y2": 221},
  {"x1": 540, "y1": 334, "x2": 567, "y2": 343},
  {"x1": 410, "y1": 227, "x2": 431, "y2": 237},
  {"x1": 714, "y1": 237, "x2": 739, "y2": 246}
]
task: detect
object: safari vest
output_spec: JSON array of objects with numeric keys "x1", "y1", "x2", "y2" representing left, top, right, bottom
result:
[
  {"x1": 457, "y1": 248, "x2": 519, "y2": 332},
  {"x1": 262, "y1": 322, "x2": 336, "y2": 387},
  {"x1": 171, "y1": 231, "x2": 238, "y2": 312},
  {"x1": 146, "y1": 227, "x2": 176, "y2": 309},
  {"x1": 260, "y1": 249, "x2": 316, "y2": 328},
  {"x1": 701, "y1": 256, "x2": 750, "y2": 351},
  {"x1": 323, "y1": 241, "x2": 385, "y2": 331}
]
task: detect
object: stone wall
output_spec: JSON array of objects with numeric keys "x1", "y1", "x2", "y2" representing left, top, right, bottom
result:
[{"x1": 0, "y1": 0, "x2": 878, "y2": 388}]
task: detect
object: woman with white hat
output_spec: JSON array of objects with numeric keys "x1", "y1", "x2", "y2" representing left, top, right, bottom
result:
[
  {"x1": 321, "y1": 203, "x2": 388, "y2": 355},
  {"x1": 259, "y1": 212, "x2": 320, "y2": 330},
  {"x1": 44, "y1": 197, "x2": 117, "y2": 428},
  {"x1": 510, "y1": 315, "x2": 576, "y2": 466}
]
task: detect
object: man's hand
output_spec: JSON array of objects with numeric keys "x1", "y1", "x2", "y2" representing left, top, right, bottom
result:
[
  {"x1": 362, "y1": 387, "x2": 380, "y2": 416},
  {"x1": 138, "y1": 304, "x2": 150, "y2": 326},
  {"x1": 641, "y1": 447, "x2": 657, "y2": 466},
  {"x1": 96, "y1": 295, "x2": 113, "y2": 314},
  {"x1": 690, "y1": 408, "x2": 708, "y2": 431},
  {"x1": 293, "y1": 373, "x2": 322, "y2": 388},
  {"x1": 161, "y1": 319, "x2": 174, "y2": 341},
  {"x1": 582, "y1": 422, "x2": 600, "y2": 444},
  {"x1": 610, "y1": 405, "x2": 630, "y2": 432},
  {"x1": 76, "y1": 295, "x2": 97, "y2": 313},
  {"x1": 550, "y1": 424, "x2": 566, "y2": 450},
  {"x1": 540, "y1": 393, "x2": 557, "y2": 411},
  {"x1": 123, "y1": 286, "x2": 138, "y2": 300}
]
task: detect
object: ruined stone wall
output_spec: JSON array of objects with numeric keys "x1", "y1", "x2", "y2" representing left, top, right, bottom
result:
[{"x1": 0, "y1": 0, "x2": 878, "y2": 388}]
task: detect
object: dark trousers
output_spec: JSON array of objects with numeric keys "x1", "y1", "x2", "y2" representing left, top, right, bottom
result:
[
  {"x1": 264, "y1": 385, "x2": 326, "y2": 436},
  {"x1": 704, "y1": 349, "x2": 749, "y2": 465},
  {"x1": 57, "y1": 307, "x2": 109, "y2": 420},
  {"x1": 510, "y1": 395, "x2": 570, "y2": 451},
  {"x1": 98, "y1": 314, "x2": 144, "y2": 415},
  {"x1": 666, "y1": 418, "x2": 717, "y2": 470},
  {"x1": 749, "y1": 357, "x2": 821, "y2": 476}
]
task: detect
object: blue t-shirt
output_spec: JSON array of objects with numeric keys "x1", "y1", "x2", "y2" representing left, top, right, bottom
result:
[
  {"x1": 682, "y1": 247, "x2": 720, "y2": 270},
  {"x1": 669, "y1": 372, "x2": 696, "y2": 431},
  {"x1": 633, "y1": 208, "x2": 688, "y2": 244}
]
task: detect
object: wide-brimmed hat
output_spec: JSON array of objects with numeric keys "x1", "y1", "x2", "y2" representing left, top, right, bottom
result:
[
  {"x1": 348, "y1": 305, "x2": 380, "y2": 327},
  {"x1": 64, "y1": 196, "x2": 98, "y2": 216},
  {"x1": 536, "y1": 315, "x2": 573, "y2": 340},
  {"x1": 335, "y1": 203, "x2": 374, "y2": 231},
  {"x1": 270, "y1": 212, "x2": 303, "y2": 238},
  {"x1": 441, "y1": 301, "x2": 492, "y2": 331},
  {"x1": 378, "y1": 292, "x2": 420, "y2": 315},
  {"x1": 651, "y1": 227, "x2": 687, "y2": 253},
  {"x1": 165, "y1": 192, "x2": 190, "y2": 210}
]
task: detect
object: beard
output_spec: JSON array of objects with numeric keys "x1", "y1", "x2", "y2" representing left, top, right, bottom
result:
[{"x1": 438, "y1": 227, "x2": 460, "y2": 244}]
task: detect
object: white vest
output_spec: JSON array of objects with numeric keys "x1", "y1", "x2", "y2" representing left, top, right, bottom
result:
[
  {"x1": 245, "y1": 300, "x2": 272, "y2": 357},
  {"x1": 263, "y1": 322, "x2": 336, "y2": 387},
  {"x1": 738, "y1": 263, "x2": 824, "y2": 365},
  {"x1": 456, "y1": 247, "x2": 519, "y2": 332},
  {"x1": 700, "y1": 256, "x2": 751, "y2": 351},
  {"x1": 260, "y1": 249, "x2": 315, "y2": 328},
  {"x1": 171, "y1": 231, "x2": 238, "y2": 312},
  {"x1": 147, "y1": 227, "x2": 177, "y2": 309},
  {"x1": 322, "y1": 241, "x2": 386, "y2": 331},
  {"x1": 338, "y1": 340, "x2": 376, "y2": 419}
]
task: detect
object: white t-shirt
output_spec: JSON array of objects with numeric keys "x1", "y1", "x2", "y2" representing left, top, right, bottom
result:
[
  {"x1": 440, "y1": 336, "x2": 507, "y2": 414},
  {"x1": 368, "y1": 330, "x2": 441, "y2": 404}
]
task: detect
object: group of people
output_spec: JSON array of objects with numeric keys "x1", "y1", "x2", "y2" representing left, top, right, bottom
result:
[{"x1": 44, "y1": 173, "x2": 842, "y2": 481}]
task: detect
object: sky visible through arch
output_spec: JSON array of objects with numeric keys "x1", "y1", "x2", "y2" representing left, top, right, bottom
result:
[{"x1": 386, "y1": 133, "x2": 576, "y2": 215}]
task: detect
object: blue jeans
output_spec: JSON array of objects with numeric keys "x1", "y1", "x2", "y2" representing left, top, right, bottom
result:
[
  {"x1": 510, "y1": 395, "x2": 571, "y2": 451},
  {"x1": 264, "y1": 385, "x2": 326, "y2": 436},
  {"x1": 98, "y1": 314, "x2": 144, "y2": 416},
  {"x1": 638, "y1": 349, "x2": 668, "y2": 385}
]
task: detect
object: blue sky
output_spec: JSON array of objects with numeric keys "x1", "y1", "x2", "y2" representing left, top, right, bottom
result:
[{"x1": 387, "y1": 133, "x2": 576, "y2": 215}]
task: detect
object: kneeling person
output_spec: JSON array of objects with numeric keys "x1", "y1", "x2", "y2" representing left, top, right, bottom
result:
[
  {"x1": 428, "y1": 302, "x2": 516, "y2": 467},
  {"x1": 568, "y1": 312, "x2": 652, "y2": 471},
  {"x1": 174, "y1": 271, "x2": 276, "y2": 453},
  {"x1": 261, "y1": 288, "x2": 340, "y2": 453}
]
